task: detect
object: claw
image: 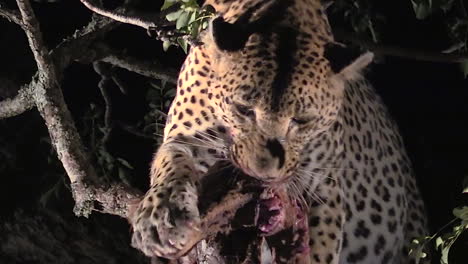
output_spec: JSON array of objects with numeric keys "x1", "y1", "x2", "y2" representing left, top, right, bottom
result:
[
  {"x1": 162, "y1": 211, "x2": 175, "y2": 228},
  {"x1": 130, "y1": 187, "x2": 200, "y2": 259},
  {"x1": 168, "y1": 239, "x2": 176, "y2": 246}
]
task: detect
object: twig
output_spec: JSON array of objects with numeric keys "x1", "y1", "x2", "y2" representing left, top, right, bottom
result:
[
  {"x1": 63, "y1": 40, "x2": 178, "y2": 84},
  {"x1": 0, "y1": 14, "x2": 116, "y2": 120},
  {"x1": 0, "y1": 7, "x2": 24, "y2": 27},
  {"x1": 93, "y1": 62, "x2": 114, "y2": 147},
  {"x1": 111, "y1": 74, "x2": 129, "y2": 95},
  {"x1": 116, "y1": 121, "x2": 155, "y2": 140},
  {"x1": 335, "y1": 29, "x2": 468, "y2": 63},
  {"x1": 0, "y1": 83, "x2": 34, "y2": 118},
  {"x1": 51, "y1": 15, "x2": 118, "y2": 72},
  {"x1": 79, "y1": 0, "x2": 195, "y2": 44},
  {"x1": 101, "y1": 52, "x2": 178, "y2": 84},
  {"x1": 80, "y1": 0, "x2": 158, "y2": 29}
]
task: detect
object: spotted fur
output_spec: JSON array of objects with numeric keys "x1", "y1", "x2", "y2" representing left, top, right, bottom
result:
[{"x1": 130, "y1": 0, "x2": 428, "y2": 263}]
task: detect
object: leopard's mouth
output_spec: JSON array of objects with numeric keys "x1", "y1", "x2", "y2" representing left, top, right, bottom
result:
[
  {"x1": 254, "y1": 187, "x2": 310, "y2": 257},
  {"x1": 256, "y1": 191, "x2": 285, "y2": 235}
]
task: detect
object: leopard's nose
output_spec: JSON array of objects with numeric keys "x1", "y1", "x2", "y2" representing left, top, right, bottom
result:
[{"x1": 265, "y1": 138, "x2": 285, "y2": 169}]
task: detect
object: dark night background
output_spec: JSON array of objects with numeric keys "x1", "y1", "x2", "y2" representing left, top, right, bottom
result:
[{"x1": 0, "y1": 0, "x2": 467, "y2": 263}]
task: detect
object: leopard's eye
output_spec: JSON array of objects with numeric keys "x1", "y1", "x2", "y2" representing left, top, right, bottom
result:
[
  {"x1": 234, "y1": 103, "x2": 255, "y2": 117},
  {"x1": 291, "y1": 117, "x2": 309, "y2": 125}
]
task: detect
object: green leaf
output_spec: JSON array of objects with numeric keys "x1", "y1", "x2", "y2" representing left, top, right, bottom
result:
[
  {"x1": 188, "y1": 10, "x2": 197, "y2": 24},
  {"x1": 163, "y1": 40, "x2": 172, "y2": 52},
  {"x1": 440, "y1": 236, "x2": 456, "y2": 264},
  {"x1": 117, "y1": 157, "x2": 134, "y2": 169},
  {"x1": 441, "y1": 245, "x2": 450, "y2": 264},
  {"x1": 118, "y1": 167, "x2": 130, "y2": 184},
  {"x1": 463, "y1": 175, "x2": 468, "y2": 193},
  {"x1": 190, "y1": 20, "x2": 200, "y2": 37},
  {"x1": 176, "y1": 11, "x2": 190, "y2": 30},
  {"x1": 202, "y1": 20, "x2": 209, "y2": 29},
  {"x1": 166, "y1": 9, "x2": 183, "y2": 22},
  {"x1": 459, "y1": 61, "x2": 468, "y2": 78},
  {"x1": 453, "y1": 206, "x2": 468, "y2": 221},
  {"x1": 411, "y1": 0, "x2": 433, "y2": 19},
  {"x1": 435, "y1": 236, "x2": 444, "y2": 249},
  {"x1": 161, "y1": 0, "x2": 177, "y2": 11},
  {"x1": 177, "y1": 38, "x2": 188, "y2": 53},
  {"x1": 436, "y1": 0, "x2": 455, "y2": 12}
]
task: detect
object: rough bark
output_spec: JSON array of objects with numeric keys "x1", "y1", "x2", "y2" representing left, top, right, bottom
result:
[{"x1": 0, "y1": 0, "x2": 177, "y2": 219}]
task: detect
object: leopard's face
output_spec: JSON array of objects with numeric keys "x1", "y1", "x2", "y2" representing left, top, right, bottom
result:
[{"x1": 208, "y1": 33, "x2": 344, "y2": 184}]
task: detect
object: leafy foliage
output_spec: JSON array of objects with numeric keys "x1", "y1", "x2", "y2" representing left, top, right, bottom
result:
[
  {"x1": 405, "y1": 1, "x2": 468, "y2": 262},
  {"x1": 411, "y1": 0, "x2": 468, "y2": 76},
  {"x1": 160, "y1": 0, "x2": 215, "y2": 52},
  {"x1": 81, "y1": 103, "x2": 135, "y2": 185},
  {"x1": 77, "y1": 79, "x2": 176, "y2": 185},
  {"x1": 140, "y1": 80, "x2": 176, "y2": 145},
  {"x1": 410, "y1": 0, "x2": 455, "y2": 19},
  {"x1": 410, "y1": 206, "x2": 468, "y2": 264},
  {"x1": 330, "y1": 0, "x2": 384, "y2": 42}
]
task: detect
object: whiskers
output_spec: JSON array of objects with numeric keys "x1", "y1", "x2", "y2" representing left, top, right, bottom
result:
[
  {"x1": 155, "y1": 125, "x2": 230, "y2": 157},
  {"x1": 288, "y1": 177, "x2": 326, "y2": 208},
  {"x1": 287, "y1": 166, "x2": 346, "y2": 208},
  {"x1": 296, "y1": 167, "x2": 337, "y2": 182}
]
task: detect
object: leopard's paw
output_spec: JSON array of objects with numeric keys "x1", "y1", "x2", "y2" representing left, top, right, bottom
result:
[{"x1": 130, "y1": 182, "x2": 201, "y2": 259}]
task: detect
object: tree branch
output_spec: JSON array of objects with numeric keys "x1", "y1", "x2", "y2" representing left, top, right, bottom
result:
[
  {"x1": 72, "y1": 181, "x2": 143, "y2": 218},
  {"x1": 16, "y1": 0, "x2": 55, "y2": 76},
  {"x1": 16, "y1": 0, "x2": 94, "y2": 184},
  {"x1": 80, "y1": 0, "x2": 158, "y2": 29},
  {"x1": 93, "y1": 62, "x2": 115, "y2": 147},
  {"x1": 51, "y1": 15, "x2": 118, "y2": 73},
  {"x1": 12, "y1": 0, "x2": 163, "y2": 220},
  {"x1": 78, "y1": 0, "x2": 191, "y2": 44},
  {"x1": 101, "y1": 52, "x2": 178, "y2": 84},
  {"x1": 335, "y1": 29, "x2": 468, "y2": 63},
  {"x1": 79, "y1": 0, "x2": 468, "y2": 64},
  {"x1": 0, "y1": 11, "x2": 117, "y2": 120},
  {"x1": 0, "y1": 83, "x2": 34, "y2": 119},
  {"x1": 0, "y1": 6, "x2": 24, "y2": 28},
  {"x1": 1, "y1": 1, "x2": 176, "y2": 220}
]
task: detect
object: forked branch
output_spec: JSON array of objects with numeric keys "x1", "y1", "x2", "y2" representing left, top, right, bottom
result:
[
  {"x1": 0, "y1": 0, "x2": 179, "y2": 221},
  {"x1": 1, "y1": 0, "x2": 139, "y2": 218},
  {"x1": 80, "y1": 0, "x2": 158, "y2": 29},
  {"x1": 0, "y1": 6, "x2": 23, "y2": 27}
]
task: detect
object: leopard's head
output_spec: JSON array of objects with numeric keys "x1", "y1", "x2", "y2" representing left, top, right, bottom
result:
[{"x1": 203, "y1": 0, "x2": 373, "y2": 184}]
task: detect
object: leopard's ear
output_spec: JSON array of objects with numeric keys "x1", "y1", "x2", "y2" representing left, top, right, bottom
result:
[
  {"x1": 324, "y1": 43, "x2": 373, "y2": 81},
  {"x1": 210, "y1": 17, "x2": 251, "y2": 52},
  {"x1": 209, "y1": 0, "x2": 290, "y2": 52}
]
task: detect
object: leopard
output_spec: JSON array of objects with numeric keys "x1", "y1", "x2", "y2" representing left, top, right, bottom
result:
[{"x1": 130, "y1": 0, "x2": 429, "y2": 263}]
